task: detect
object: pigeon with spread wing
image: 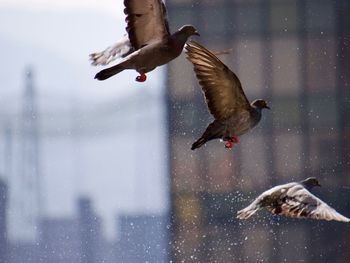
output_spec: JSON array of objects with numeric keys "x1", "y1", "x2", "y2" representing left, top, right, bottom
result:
[
  {"x1": 185, "y1": 41, "x2": 269, "y2": 150},
  {"x1": 237, "y1": 177, "x2": 350, "y2": 222},
  {"x1": 91, "y1": 0, "x2": 199, "y2": 82}
]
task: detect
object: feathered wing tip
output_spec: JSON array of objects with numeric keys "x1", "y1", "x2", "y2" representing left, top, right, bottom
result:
[
  {"x1": 332, "y1": 212, "x2": 350, "y2": 223},
  {"x1": 211, "y1": 48, "x2": 233, "y2": 56},
  {"x1": 309, "y1": 204, "x2": 350, "y2": 223},
  {"x1": 185, "y1": 41, "x2": 222, "y2": 68},
  {"x1": 237, "y1": 205, "x2": 260, "y2": 219},
  {"x1": 185, "y1": 41, "x2": 232, "y2": 57},
  {"x1": 279, "y1": 205, "x2": 350, "y2": 223},
  {"x1": 90, "y1": 35, "x2": 132, "y2": 66}
]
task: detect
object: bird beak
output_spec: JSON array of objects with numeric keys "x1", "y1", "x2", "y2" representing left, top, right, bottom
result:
[
  {"x1": 194, "y1": 31, "x2": 200, "y2": 36},
  {"x1": 265, "y1": 105, "x2": 270, "y2": 110},
  {"x1": 317, "y1": 182, "x2": 321, "y2": 187}
]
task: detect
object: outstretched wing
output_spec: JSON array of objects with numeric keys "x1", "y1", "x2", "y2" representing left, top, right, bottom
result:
[
  {"x1": 89, "y1": 35, "x2": 133, "y2": 66},
  {"x1": 124, "y1": 0, "x2": 170, "y2": 50},
  {"x1": 276, "y1": 185, "x2": 350, "y2": 222},
  {"x1": 185, "y1": 41, "x2": 251, "y2": 121}
]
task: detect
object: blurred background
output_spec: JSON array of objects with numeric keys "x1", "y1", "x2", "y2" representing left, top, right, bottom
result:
[
  {"x1": 0, "y1": 0, "x2": 168, "y2": 262},
  {"x1": 0, "y1": 0, "x2": 350, "y2": 262}
]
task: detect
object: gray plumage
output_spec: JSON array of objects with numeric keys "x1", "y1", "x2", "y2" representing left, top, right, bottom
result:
[
  {"x1": 90, "y1": 0, "x2": 199, "y2": 81},
  {"x1": 237, "y1": 177, "x2": 350, "y2": 223},
  {"x1": 185, "y1": 41, "x2": 269, "y2": 150}
]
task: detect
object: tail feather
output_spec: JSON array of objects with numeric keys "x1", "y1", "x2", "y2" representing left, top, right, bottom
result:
[
  {"x1": 94, "y1": 63, "x2": 125, "y2": 80},
  {"x1": 90, "y1": 35, "x2": 133, "y2": 66},
  {"x1": 191, "y1": 137, "x2": 206, "y2": 150},
  {"x1": 191, "y1": 120, "x2": 225, "y2": 150},
  {"x1": 237, "y1": 203, "x2": 260, "y2": 219}
]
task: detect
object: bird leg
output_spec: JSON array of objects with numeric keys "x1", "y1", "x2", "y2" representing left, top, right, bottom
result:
[
  {"x1": 224, "y1": 136, "x2": 239, "y2": 149},
  {"x1": 231, "y1": 136, "x2": 238, "y2": 143},
  {"x1": 136, "y1": 73, "x2": 147, "y2": 82}
]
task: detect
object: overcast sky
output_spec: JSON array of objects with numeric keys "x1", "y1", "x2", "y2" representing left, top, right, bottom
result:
[
  {"x1": 0, "y1": 0, "x2": 123, "y2": 14},
  {"x1": 0, "y1": 1, "x2": 168, "y2": 240}
]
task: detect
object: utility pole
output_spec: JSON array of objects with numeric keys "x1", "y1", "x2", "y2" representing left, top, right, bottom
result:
[
  {"x1": 19, "y1": 67, "x2": 41, "y2": 241},
  {"x1": 0, "y1": 179, "x2": 8, "y2": 263},
  {"x1": 4, "y1": 126, "x2": 12, "y2": 183}
]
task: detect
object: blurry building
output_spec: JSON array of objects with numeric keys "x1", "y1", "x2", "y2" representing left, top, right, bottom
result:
[
  {"x1": 0, "y1": 179, "x2": 8, "y2": 263},
  {"x1": 9, "y1": 242, "x2": 39, "y2": 263},
  {"x1": 96, "y1": 240, "x2": 116, "y2": 263},
  {"x1": 116, "y1": 214, "x2": 167, "y2": 262},
  {"x1": 35, "y1": 197, "x2": 102, "y2": 263},
  {"x1": 38, "y1": 218, "x2": 80, "y2": 263},
  {"x1": 77, "y1": 197, "x2": 102, "y2": 263},
  {"x1": 166, "y1": 0, "x2": 350, "y2": 262}
]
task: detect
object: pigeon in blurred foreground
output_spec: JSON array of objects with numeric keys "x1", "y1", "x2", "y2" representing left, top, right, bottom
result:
[
  {"x1": 237, "y1": 177, "x2": 350, "y2": 222},
  {"x1": 185, "y1": 41, "x2": 270, "y2": 150},
  {"x1": 91, "y1": 0, "x2": 199, "y2": 82}
]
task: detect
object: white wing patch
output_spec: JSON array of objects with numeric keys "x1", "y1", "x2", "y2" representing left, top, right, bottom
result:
[{"x1": 90, "y1": 35, "x2": 132, "y2": 66}]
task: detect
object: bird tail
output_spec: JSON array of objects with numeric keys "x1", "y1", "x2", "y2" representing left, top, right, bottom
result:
[
  {"x1": 90, "y1": 35, "x2": 133, "y2": 66},
  {"x1": 94, "y1": 62, "x2": 127, "y2": 81},
  {"x1": 191, "y1": 137, "x2": 207, "y2": 150},
  {"x1": 191, "y1": 120, "x2": 224, "y2": 150},
  {"x1": 237, "y1": 203, "x2": 260, "y2": 219}
]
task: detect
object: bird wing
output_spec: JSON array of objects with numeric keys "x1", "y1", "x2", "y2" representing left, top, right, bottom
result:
[
  {"x1": 124, "y1": 0, "x2": 170, "y2": 50},
  {"x1": 236, "y1": 183, "x2": 296, "y2": 220},
  {"x1": 278, "y1": 185, "x2": 350, "y2": 222},
  {"x1": 90, "y1": 35, "x2": 133, "y2": 66},
  {"x1": 185, "y1": 41, "x2": 251, "y2": 121}
]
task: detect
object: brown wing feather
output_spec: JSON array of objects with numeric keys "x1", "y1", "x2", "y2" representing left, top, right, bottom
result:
[
  {"x1": 275, "y1": 186, "x2": 350, "y2": 222},
  {"x1": 185, "y1": 41, "x2": 250, "y2": 120},
  {"x1": 124, "y1": 0, "x2": 170, "y2": 50}
]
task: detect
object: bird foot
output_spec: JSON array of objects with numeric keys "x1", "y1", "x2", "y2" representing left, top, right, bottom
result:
[
  {"x1": 136, "y1": 73, "x2": 147, "y2": 82},
  {"x1": 225, "y1": 141, "x2": 233, "y2": 149},
  {"x1": 224, "y1": 136, "x2": 239, "y2": 149}
]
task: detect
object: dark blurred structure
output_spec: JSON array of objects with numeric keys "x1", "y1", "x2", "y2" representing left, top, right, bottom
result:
[
  {"x1": 39, "y1": 218, "x2": 80, "y2": 263},
  {"x1": 116, "y1": 214, "x2": 167, "y2": 262},
  {"x1": 77, "y1": 197, "x2": 102, "y2": 263},
  {"x1": 9, "y1": 197, "x2": 103, "y2": 263},
  {"x1": 9, "y1": 242, "x2": 39, "y2": 263},
  {"x1": 0, "y1": 179, "x2": 8, "y2": 263},
  {"x1": 18, "y1": 68, "x2": 41, "y2": 242},
  {"x1": 7, "y1": 195, "x2": 167, "y2": 263},
  {"x1": 37, "y1": 197, "x2": 102, "y2": 263},
  {"x1": 166, "y1": 0, "x2": 350, "y2": 262}
]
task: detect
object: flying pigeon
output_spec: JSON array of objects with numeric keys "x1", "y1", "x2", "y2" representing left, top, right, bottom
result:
[
  {"x1": 90, "y1": 0, "x2": 199, "y2": 82},
  {"x1": 185, "y1": 41, "x2": 270, "y2": 150},
  {"x1": 237, "y1": 177, "x2": 350, "y2": 223}
]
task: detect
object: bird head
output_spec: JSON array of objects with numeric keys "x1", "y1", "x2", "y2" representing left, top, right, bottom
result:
[
  {"x1": 177, "y1": 25, "x2": 200, "y2": 37},
  {"x1": 301, "y1": 177, "x2": 321, "y2": 188},
  {"x1": 252, "y1": 99, "x2": 270, "y2": 110}
]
